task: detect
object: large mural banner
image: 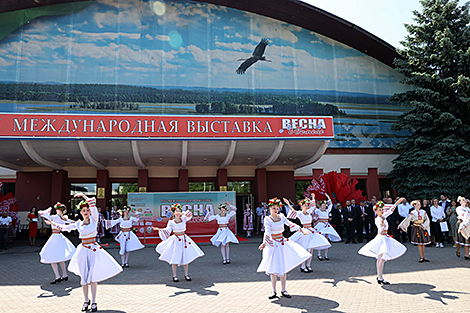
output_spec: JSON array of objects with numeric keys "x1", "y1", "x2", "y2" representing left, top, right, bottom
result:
[{"x1": 0, "y1": 0, "x2": 411, "y2": 148}]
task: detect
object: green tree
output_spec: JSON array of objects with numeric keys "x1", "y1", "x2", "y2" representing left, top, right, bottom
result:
[{"x1": 388, "y1": 0, "x2": 470, "y2": 199}]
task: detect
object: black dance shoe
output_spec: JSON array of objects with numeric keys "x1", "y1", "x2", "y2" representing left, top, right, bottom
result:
[
  {"x1": 268, "y1": 291, "x2": 278, "y2": 299},
  {"x1": 61, "y1": 276, "x2": 68, "y2": 282},
  {"x1": 223, "y1": 260, "x2": 227, "y2": 265},
  {"x1": 423, "y1": 258, "x2": 430, "y2": 262},
  {"x1": 465, "y1": 256, "x2": 470, "y2": 260},
  {"x1": 91, "y1": 303, "x2": 97, "y2": 312},
  {"x1": 81, "y1": 300, "x2": 90, "y2": 312},
  {"x1": 380, "y1": 279, "x2": 390, "y2": 285},
  {"x1": 419, "y1": 259, "x2": 425, "y2": 263},
  {"x1": 324, "y1": 256, "x2": 330, "y2": 260},
  {"x1": 50, "y1": 278, "x2": 61, "y2": 284},
  {"x1": 281, "y1": 290, "x2": 292, "y2": 298},
  {"x1": 184, "y1": 275, "x2": 192, "y2": 281},
  {"x1": 305, "y1": 267, "x2": 313, "y2": 273},
  {"x1": 317, "y1": 256, "x2": 324, "y2": 261},
  {"x1": 172, "y1": 276, "x2": 179, "y2": 282},
  {"x1": 300, "y1": 267, "x2": 306, "y2": 273},
  {"x1": 125, "y1": 263, "x2": 129, "y2": 268},
  {"x1": 226, "y1": 259, "x2": 230, "y2": 264}
]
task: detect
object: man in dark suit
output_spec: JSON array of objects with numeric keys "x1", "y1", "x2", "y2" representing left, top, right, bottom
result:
[
  {"x1": 343, "y1": 200, "x2": 357, "y2": 244},
  {"x1": 365, "y1": 196, "x2": 377, "y2": 240},
  {"x1": 330, "y1": 201, "x2": 344, "y2": 241},
  {"x1": 355, "y1": 200, "x2": 368, "y2": 243}
]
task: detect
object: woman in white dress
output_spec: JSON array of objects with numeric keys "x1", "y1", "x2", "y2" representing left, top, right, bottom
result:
[
  {"x1": 105, "y1": 206, "x2": 145, "y2": 268},
  {"x1": 455, "y1": 196, "x2": 470, "y2": 259},
  {"x1": 284, "y1": 195, "x2": 330, "y2": 273},
  {"x1": 39, "y1": 203, "x2": 76, "y2": 284},
  {"x1": 398, "y1": 200, "x2": 431, "y2": 262},
  {"x1": 204, "y1": 203, "x2": 239, "y2": 264},
  {"x1": 153, "y1": 203, "x2": 205, "y2": 282},
  {"x1": 359, "y1": 198, "x2": 406, "y2": 285},
  {"x1": 312, "y1": 194, "x2": 341, "y2": 260},
  {"x1": 47, "y1": 194, "x2": 122, "y2": 313},
  {"x1": 258, "y1": 198, "x2": 311, "y2": 299}
]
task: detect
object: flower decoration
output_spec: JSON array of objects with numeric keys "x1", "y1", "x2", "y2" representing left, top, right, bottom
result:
[
  {"x1": 170, "y1": 203, "x2": 182, "y2": 212},
  {"x1": 298, "y1": 198, "x2": 310, "y2": 206},
  {"x1": 373, "y1": 201, "x2": 385, "y2": 211},
  {"x1": 268, "y1": 197, "x2": 282, "y2": 207},
  {"x1": 218, "y1": 203, "x2": 228, "y2": 211},
  {"x1": 76, "y1": 200, "x2": 89, "y2": 211},
  {"x1": 317, "y1": 200, "x2": 327, "y2": 207}
]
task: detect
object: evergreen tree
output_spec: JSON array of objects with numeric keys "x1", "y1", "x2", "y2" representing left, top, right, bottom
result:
[{"x1": 388, "y1": 0, "x2": 470, "y2": 199}]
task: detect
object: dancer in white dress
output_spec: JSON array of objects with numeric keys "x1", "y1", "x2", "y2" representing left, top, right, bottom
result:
[
  {"x1": 258, "y1": 198, "x2": 311, "y2": 299},
  {"x1": 455, "y1": 196, "x2": 470, "y2": 259},
  {"x1": 47, "y1": 194, "x2": 122, "y2": 312},
  {"x1": 153, "y1": 203, "x2": 205, "y2": 282},
  {"x1": 398, "y1": 200, "x2": 431, "y2": 262},
  {"x1": 284, "y1": 195, "x2": 330, "y2": 273},
  {"x1": 105, "y1": 207, "x2": 145, "y2": 268},
  {"x1": 358, "y1": 198, "x2": 406, "y2": 285},
  {"x1": 204, "y1": 203, "x2": 239, "y2": 264},
  {"x1": 312, "y1": 194, "x2": 341, "y2": 260},
  {"x1": 39, "y1": 203, "x2": 76, "y2": 284}
]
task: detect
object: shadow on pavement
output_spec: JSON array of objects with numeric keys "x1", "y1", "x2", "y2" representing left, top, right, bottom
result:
[
  {"x1": 381, "y1": 283, "x2": 468, "y2": 305},
  {"x1": 322, "y1": 276, "x2": 371, "y2": 287},
  {"x1": 37, "y1": 283, "x2": 80, "y2": 298},
  {"x1": 166, "y1": 281, "x2": 219, "y2": 297},
  {"x1": 272, "y1": 295, "x2": 343, "y2": 312}
]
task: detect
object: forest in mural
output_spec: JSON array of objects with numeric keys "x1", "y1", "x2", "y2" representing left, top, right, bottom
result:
[{"x1": 0, "y1": 0, "x2": 411, "y2": 148}]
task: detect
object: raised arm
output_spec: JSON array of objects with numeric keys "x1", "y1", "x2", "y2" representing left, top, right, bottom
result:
[
  {"x1": 39, "y1": 207, "x2": 53, "y2": 220},
  {"x1": 383, "y1": 198, "x2": 404, "y2": 219},
  {"x1": 204, "y1": 212, "x2": 217, "y2": 222},
  {"x1": 228, "y1": 204, "x2": 237, "y2": 218},
  {"x1": 398, "y1": 212, "x2": 413, "y2": 231},
  {"x1": 283, "y1": 198, "x2": 297, "y2": 219},
  {"x1": 153, "y1": 220, "x2": 174, "y2": 241},
  {"x1": 182, "y1": 210, "x2": 193, "y2": 222}
]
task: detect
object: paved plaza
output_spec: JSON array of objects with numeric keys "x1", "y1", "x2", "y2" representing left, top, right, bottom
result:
[{"x1": 1, "y1": 235, "x2": 470, "y2": 313}]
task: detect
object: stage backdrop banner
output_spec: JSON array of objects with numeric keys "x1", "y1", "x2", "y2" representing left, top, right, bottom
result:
[{"x1": 127, "y1": 191, "x2": 237, "y2": 239}]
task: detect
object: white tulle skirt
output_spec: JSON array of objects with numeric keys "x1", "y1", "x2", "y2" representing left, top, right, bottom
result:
[
  {"x1": 40, "y1": 233, "x2": 76, "y2": 264},
  {"x1": 289, "y1": 230, "x2": 331, "y2": 250},
  {"x1": 257, "y1": 238, "x2": 311, "y2": 276},
  {"x1": 68, "y1": 243, "x2": 123, "y2": 285},
  {"x1": 156, "y1": 234, "x2": 205, "y2": 266},
  {"x1": 115, "y1": 231, "x2": 145, "y2": 255},
  {"x1": 358, "y1": 234, "x2": 407, "y2": 261},
  {"x1": 210, "y1": 228, "x2": 239, "y2": 247},
  {"x1": 314, "y1": 222, "x2": 342, "y2": 242}
]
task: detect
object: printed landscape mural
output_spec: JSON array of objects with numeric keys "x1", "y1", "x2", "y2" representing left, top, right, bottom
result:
[{"x1": 0, "y1": 0, "x2": 411, "y2": 147}]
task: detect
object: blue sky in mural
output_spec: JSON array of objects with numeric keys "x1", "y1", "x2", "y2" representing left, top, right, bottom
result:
[{"x1": 0, "y1": 0, "x2": 407, "y2": 95}]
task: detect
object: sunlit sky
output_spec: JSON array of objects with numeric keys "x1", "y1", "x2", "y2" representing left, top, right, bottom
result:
[{"x1": 302, "y1": 0, "x2": 467, "y2": 47}]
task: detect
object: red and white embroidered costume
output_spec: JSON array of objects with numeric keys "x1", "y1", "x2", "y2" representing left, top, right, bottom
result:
[
  {"x1": 39, "y1": 208, "x2": 76, "y2": 264},
  {"x1": 312, "y1": 200, "x2": 341, "y2": 242},
  {"x1": 359, "y1": 203, "x2": 407, "y2": 261},
  {"x1": 56, "y1": 198, "x2": 122, "y2": 285},
  {"x1": 243, "y1": 208, "x2": 254, "y2": 231},
  {"x1": 156, "y1": 210, "x2": 205, "y2": 265},
  {"x1": 257, "y1": 214, "x2": 311, "y2": 276},
  {"x1": 287, "y1": 205, "x2": 331, "y2": 250},
  {"x1": 106, "y1": 216, "x2": 145, "y2": 255},
  {"x1": 205, "y1": 206, "x2": 239, "y2": 247}
]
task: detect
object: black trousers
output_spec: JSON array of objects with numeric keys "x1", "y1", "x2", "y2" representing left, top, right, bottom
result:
[
  {"x1": 0, "y1": 227, "x2": 9, "y2": 249},
  {"x1": 365, "y1": 219, "x2": 376, "y2": 240},
  {"x1": 431, "y1": 221, "x2": 444, "y2": 243},
  {"x1": 344, "y1": 220, "x2": 355, "y2": 242},
  {"x1": 332, "y1": 222, "x2": 343, "y2": 240},
  {"x1": 355, "y1": 219, "x2": 364, "y2": 242}
]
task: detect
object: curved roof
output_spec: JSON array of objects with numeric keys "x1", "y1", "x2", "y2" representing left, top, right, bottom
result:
[{"x1": 0, "y1": 0, "x2": 398, "y2": 67}]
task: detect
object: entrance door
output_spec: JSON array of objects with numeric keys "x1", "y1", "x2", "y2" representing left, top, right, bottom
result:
[{"x1": 235, "y1": 194, "x2": 253, "y2": 231}]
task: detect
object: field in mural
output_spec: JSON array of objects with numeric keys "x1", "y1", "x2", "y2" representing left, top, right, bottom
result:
[{"x1": 0, "y1": 0, "x2": 411, "y2": 147}]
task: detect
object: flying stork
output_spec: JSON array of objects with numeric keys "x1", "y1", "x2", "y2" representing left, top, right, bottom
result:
[{"x1": 236, "y1": 38, "x2": 271, "y2": 75}]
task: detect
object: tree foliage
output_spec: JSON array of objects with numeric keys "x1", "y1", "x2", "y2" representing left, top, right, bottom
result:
[{"x1": 388, "y1": 0, "x2": 470, "y2": 199}]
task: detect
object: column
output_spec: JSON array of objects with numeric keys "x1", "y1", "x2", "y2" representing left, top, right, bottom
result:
[
  {"x1": 254, "y1": 168, "x2": 267, "y2": 203},
  {"x1": 367, "y1": 168, "x2": 380, "y2": 199},
  {"x1": 138, "y1": 169, "x2": 149, "y2": 192},
  {"x1": 96, "y1": 169, "x2": 109, "y2": 209},
  {"x1": 51, "y1": 169, "x2": 68, "y2": 204},
  {"x1": 178, "y1": 169, "x2": 188, "y2": 192},
  {"x1": 217, "y1": 168, "x2": 228, "y2": 191}
]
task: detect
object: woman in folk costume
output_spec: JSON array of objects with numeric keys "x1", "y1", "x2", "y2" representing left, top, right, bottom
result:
[
  {"x1": 284, "y1": 195, "x2": 330, "y2": 273},
  {"x1": 109, "y1": 206, "x2": 121, "y2": 238},
  {"x1": 204, "y1": 203, "x2": 239, "y2": 264},
  {"x1": 258, "y1": 198, "x2": 311, "y2": 299},
  {"x1": 243, "y1": 203, "x2": 254, "y2": 238},
  {"x1": 39, "y1": 203, "x2": 76, "y2": 284},
  {"x1": 455, "y1": 196, "x2": 470, "y2": 259},
  {"x1": 359, "y1": 198, "x2": 406, "y2": 285},
  {"x1": 96, "y1": 207, "x2": 105, "y2": 244},
  {"x1": 398, "y1": 200, "x2": 431, "y2": 263},
  {"x1": 46, "y1": 194, "x2": 122, "y2": 313},
  {"x1": 153, "y1": 203, "x2": 205, "y2": 282},
  {"x1": 312, "y1": 194, "x2": 341, "y2": 260},
  {"x1": 104, "y1": 206, "x2": 144, "y2": 268}
]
